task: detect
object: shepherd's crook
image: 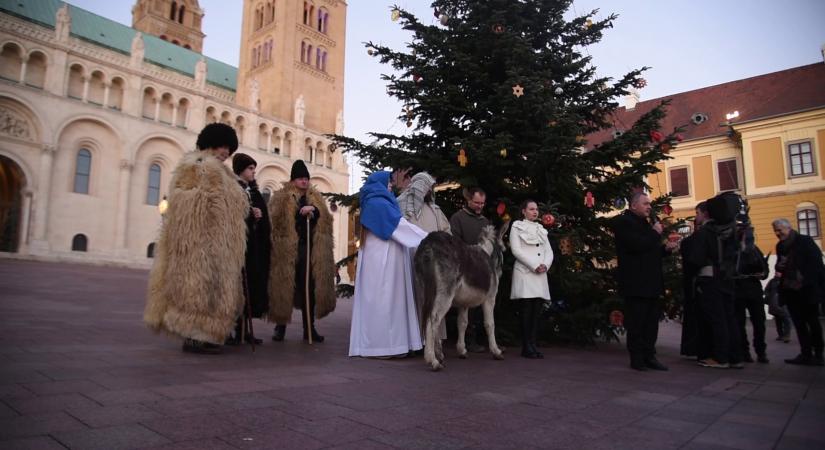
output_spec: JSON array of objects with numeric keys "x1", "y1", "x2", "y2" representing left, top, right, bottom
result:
[{"x1": 305, "y1": 214, "x2": 313, "y2": 345}]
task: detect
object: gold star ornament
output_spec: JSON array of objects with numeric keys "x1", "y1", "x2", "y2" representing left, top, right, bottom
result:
[{"x1": 512, "y1": 84, "x2": 524, "y2": 97}]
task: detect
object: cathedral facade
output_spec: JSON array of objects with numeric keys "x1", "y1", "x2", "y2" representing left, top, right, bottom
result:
[{"x1": 0, "y1": 0, "x2": 350, "y2": 269}]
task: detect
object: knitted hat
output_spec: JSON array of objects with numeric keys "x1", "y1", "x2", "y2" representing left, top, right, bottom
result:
[
  {"x1": 196, "y1": 123, "x2": 239, "y2": 154},
  {"x1": 232, "y1": 153, "x2": 257, "y2": 175},
  {"x1": 290, "y1": 160, "x2": 310, "y2": 180}
]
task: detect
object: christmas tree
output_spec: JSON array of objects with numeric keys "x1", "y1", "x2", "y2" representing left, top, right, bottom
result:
[{"x1": 333, "y1": 0, "x2": 684, "y2": 344}]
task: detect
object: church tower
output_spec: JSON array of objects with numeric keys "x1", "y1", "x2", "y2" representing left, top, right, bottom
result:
[
  {"x1": 132, "y1": 0, "x2": 205, "y2": 52},
  {"x1": 236, "y1": 0, "x2": 346, "y2": 134}
]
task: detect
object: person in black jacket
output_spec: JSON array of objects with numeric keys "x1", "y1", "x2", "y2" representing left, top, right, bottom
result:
[
  {"x1": 228, "y1": 153, "x2": 271, "y2": 345},
  {"x1": 734, "y1": 226, "x2": 769, "y2": 363},
  {"x1": 773, "y1": 218, "x2": 825, "y2": 366},
  {"x1": 612, "y1": 192, "x2": 678, "y2": 371},
  {"x1": 680, "y1": 202, "x2": 708, "y2": 359}
]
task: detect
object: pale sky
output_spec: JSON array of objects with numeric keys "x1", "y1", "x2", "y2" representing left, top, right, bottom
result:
[{"x1": 67, "y1": 1, "x2": 825, "y2": 192}]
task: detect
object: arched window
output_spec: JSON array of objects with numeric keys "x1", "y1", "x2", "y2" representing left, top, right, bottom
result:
[
  {"x1": 267, "y1": 39, "x2": 273, "y2": 61},
  {"x1": 170, "y1": 1, "x2": 177, "y2": 20},
  {"x1": 300, "y1": 41, "x2": 306, "y2": 63},
  {"x1": 797, "y1": 208, "x2": 820, "y2": 238},
  {"x1": 178, "y1": 5, "x2": 185, "y2": 24},
  {"x1": 252, "y1": 47, "x2": 258, "y2": 68},
  {"x1": 303, "y1": 1, "x2": 310, "y2": 25},
  {"x1": 71, "y1": 234, "x2": 88, "y2": 252},
  {"x1": 306, "y1": 44, "x2": 313, "y2": 65},
  {"x1": 269, "y1": 1, "x2": 276, "y2": 23},
  {"x1": 147, "y1": 163, "x2": 161, "y2": 205},
  {"x1": 317, "y1": 7, "x2": 327, "y2": 32},
  {"x1": 316, "y1": 47, "x2": 327, "y2": 71},
  {"x1": 74, "y1": 149, "x2": 91, "y2": 194},
  {"x1": 25, "y1": 51, "x2": 47, "y2": 89},
  {"x1": 147, "y1": 242, "x2": 156, "y2": 258}
]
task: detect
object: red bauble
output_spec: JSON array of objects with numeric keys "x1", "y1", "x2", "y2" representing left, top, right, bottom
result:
[
  {"x1": 584, "y1": 191, "x2": 595, "y2": 208},
  {"x1": 668, "y1": 231, "x2": 681, "y2": 243},
  {"x1": 610, "y1": 310, "x2": 624, "y2": 327},
  {"x1": 663, "y1": 204, "x2": 673, "y2": 215},
  {"x1": 496, "y1": 201, "x2": 506, "y2": 216},
  {"x1": 542, "y1": 213, "x2": 555, "y2": 227},
  {"x1": 413, "y1": 74, "x2": 422, "y2": 83},
  {"x1": 649, "y1": 130, "x2": 664, "y2": 143},
  {"x1": 675, "y1": 133, "x2": 685, "y2": 142}
]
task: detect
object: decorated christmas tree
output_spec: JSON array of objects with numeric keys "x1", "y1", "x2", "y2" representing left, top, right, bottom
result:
[{"x1": 332, "y1": 0, "x2": 684, "y2": 344}]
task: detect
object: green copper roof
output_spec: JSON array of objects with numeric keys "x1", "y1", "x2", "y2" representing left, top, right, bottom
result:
[{"x1": 0, "y1": 0, "x2": 237, "y2": 91}]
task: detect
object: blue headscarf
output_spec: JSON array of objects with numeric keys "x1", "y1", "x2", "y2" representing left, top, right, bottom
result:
[{"x1": 359, "y1": 171, "x2": 402, "y2": 240}]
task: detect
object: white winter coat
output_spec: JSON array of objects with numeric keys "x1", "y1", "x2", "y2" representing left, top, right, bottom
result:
[{"x1": 509, "y1": 219, "x2": 554, "y2": 300}]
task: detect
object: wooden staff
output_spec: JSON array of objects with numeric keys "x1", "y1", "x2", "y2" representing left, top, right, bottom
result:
[
  {"x1": 305, "y1": 214, "x2": 313, "y2": 345},
  {"x1": 241, "y1": 267, "x2": 255, "y2": 352}
]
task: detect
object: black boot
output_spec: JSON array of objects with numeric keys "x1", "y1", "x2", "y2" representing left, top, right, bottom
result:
[
  {"x1": 272, "y1": 324, "x2": 286, "y2": 342},
  {"x1": 530, "y1": 299, "x2": 544, "y2": 359},
  {"x1": 304, "y1": 327, "x2": 325, "y2": 343},
  {"x1": 520, "y1": 301, "x2": 537, "y2": 359}
]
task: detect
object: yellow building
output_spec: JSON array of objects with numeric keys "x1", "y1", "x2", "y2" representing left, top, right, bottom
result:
[{"x1": 602, "y1": 62, "x2": 825, "y2": 254}]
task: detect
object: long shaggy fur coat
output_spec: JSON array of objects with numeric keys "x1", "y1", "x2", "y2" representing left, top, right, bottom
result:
[
  {"x1": 144, "y1": 152, "x2": 249, "y2": 344},
  {"x1": 268, "y1": 183, "x2": 336, "y2": 324}
]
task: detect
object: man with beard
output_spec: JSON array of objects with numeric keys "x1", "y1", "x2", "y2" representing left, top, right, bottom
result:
[{"x1": 269, "y1": 160, "x2": 336, "y2": 342}]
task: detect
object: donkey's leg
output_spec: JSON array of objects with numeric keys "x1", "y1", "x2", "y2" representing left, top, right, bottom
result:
[
  {"x1": 482, "y1": 297, "x2": 504, "y2": 360},
  {"x1": 432, "y1": 303, "x2": 450, "y2": 363},
  {"x1": 456, "y1": 307, "x2": 469, "y2": 359},
  {"x1": 424, "y1": 316, "x2": 443, "y2": 371}
]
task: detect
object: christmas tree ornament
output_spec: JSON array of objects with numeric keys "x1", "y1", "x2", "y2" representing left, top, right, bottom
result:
[
  {"x1": 663, "y1": 203, "x2": 673, "y2": 216},
  {"x1": 391, "y1": 9, "x2": 400, "y2": 22},
  {"x1": 367, "y1": 48, "x2": 374, "y2": 56},
  {"x1": 457, "y1": 148, "x2": 468, "y2": 167},
  {"x1": 499, "y1": 148, "x2": 507, "y2": 158},
  {"x1": 585, "y1": 18, "x2": 593, "y2": 29},
  {"x1": 512, "y1": 84, "x2": 524, "y2": 97},
  {"x1": 575, "y1": 135, "x2": 585, "y2": 143},
  {"x1": 584, "y1": 191, "x2": 595, "y2": 208},
  {"x1": 496, "y1": 201, "x2": 506, "y2": 216},
  {"x1": 668, "y1": 231, "x2": 681, "y2": 243},
  {"x1": 649, "y1": 130, "x2": 664, "y2": 143},
  {"x1": 609, "y1": 310, "x2": 624, "y2": 327},
  {"x1": 413, "y1": 73, "x2": 422, "y2": 83},
  {"x1": 661, "y1": 142, "x2": 671, "y2": 153},
  {"x1": 574, "y1": 260, "x2": 583, "y2": 270},
  {"x1": 492, "y1": 24, "x2": 505, "y2": 34},
  {"x1": 675, "y1": 133, "x2": 685, "y2": 142},
  {"x1": 633, "y1": 78, "x2": 648, "y2": 89},
  {"x1": 613, "y1": 197, "x2": 626, "y2": 209},
  {"x1": 559, "y1": 237, "x2": 573, "y2": 255},
  {"x1": 330, "y1": 202, "x2": 338, "y2": 213},
  {"x1": 502, "y1": 213, "x2": 511, "y2": 222},
  {"x1": 547, "y1": 120, "x2": 557, "y2": 127},
  {"x1": 541, "y1": 213, "x2": 555, "y2": 227},
  {"x1": 406, "y1": 120, "x2": 413, "y2": 128},
  {"x1": 439, "y1": 14, "x2": 449, "y2": 26},
  {"x1": 554, "y1": 86, "x2": 563, "y2": 95}
]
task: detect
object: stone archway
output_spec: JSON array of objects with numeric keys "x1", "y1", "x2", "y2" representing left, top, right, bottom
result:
[{"x1": 0, "y1": 155, "x2": 26, "y2": 252}]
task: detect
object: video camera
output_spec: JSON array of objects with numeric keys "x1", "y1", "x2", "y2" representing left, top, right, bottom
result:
[{"x1": 706, "y1": 191, "x2": 750, "y2": 228}]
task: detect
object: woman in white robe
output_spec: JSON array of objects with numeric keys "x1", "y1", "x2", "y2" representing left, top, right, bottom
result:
[{"x1": 349, "y1": 171, "x2": 428, "y2": 357}]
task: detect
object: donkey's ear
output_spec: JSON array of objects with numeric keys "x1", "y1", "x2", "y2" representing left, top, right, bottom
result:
[{"x1": 496, "y1": 221, "x2": 510, "y2": 244}]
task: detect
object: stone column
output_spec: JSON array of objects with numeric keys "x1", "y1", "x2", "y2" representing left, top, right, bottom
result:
[
  {"x1": 266, "y1": 132, "x2": 272, "y2": 153},
  {"x1": 102, "y1": 81, "x2": 111, "y2": 108},
  {"x1": 114, "y1": 159, "x2": 133, "y2": 254},
  {"x1": 18, "y1": 55, "x2": 28, "y2": 85},
  {"x1": 172, "y1": 104, "x2": 179, "y2": 126},
  {"x1": 153, "y1": 97, "x2": 160, "y2": 122},
  {"x1": 81, "y1": 75, "x2": 90, "y2": 103},
  {"x1": 19, "y1": 189, "x2": 33, "y2": 251},
  {"x1": 30, "y1": 145, "x2": 56, "y2": 252}
]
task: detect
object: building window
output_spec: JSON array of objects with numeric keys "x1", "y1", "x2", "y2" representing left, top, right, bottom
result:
[
  {"x1": 797, "y1": 209, "x2": 820, "y2": 238},
  {"x1": 147, "y1": 164, "x2": 161, "y2": 205},
  {"x1": 303, "y1": 2, "x2": 311, "y2": 25},
  {"x1": 147, "y1": 242, "x2": 155, "y2": 258},
  {"x1": 170, "y1": 1, "x2": 177, "y2": 20},
  {"x1": 71, "y1": 234, "x2": 88, "y2": 252},
  {"x1": 717, "y1": 159, "x2": 739, "y2": 192},
  {"x1": 788, "y1": 141, "x2": 815, "y2": 177},
  {"x1": 74, "y1": 149, "x2": 91, "y2": 194},
  {"x1": 178, "y1": 5, "x2": 185, "y2": 24},
  {"x1": 669, "y1": 167, "x2": 689, "y2": 197}
]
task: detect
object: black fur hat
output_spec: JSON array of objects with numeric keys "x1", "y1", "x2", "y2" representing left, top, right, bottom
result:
[
  {"x1": 232, "y1": 153, "x2": 257, "y2": 175},
  {"x1": 196, "y1": 123, "x2": 239, "y2": 154},
  {"x1": 290, "y1": 160, "x2": 310, "y2": 180}
]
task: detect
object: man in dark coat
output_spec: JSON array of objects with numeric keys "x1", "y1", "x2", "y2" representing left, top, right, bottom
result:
[
  {"x1": 679, "y1": 202, "x2": 708, "y2": 359},
  {"x1": 773, "y1": 218, "x2": 825, "y2": 366},
  {"x1": 612, "y1": 192, "x2": 678, "y2": 371},
  {"x1": 734, "y1": 226, "x2": 769, "y2": 363},
  {"x1": 227, "y1": 153, "x2": 271, "y2": 345}
]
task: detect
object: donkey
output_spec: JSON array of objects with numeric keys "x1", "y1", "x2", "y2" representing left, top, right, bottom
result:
[{"x1": 414, "y1": 225, "x2": 505, "y2": 371}]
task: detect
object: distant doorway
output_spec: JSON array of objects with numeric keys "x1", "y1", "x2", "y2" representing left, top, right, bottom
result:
[{"x1": 0, "y1": 155, "x2": 25, "y2": 252}]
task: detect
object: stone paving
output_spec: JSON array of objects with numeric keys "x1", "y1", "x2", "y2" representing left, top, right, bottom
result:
[{"x1": 0, "y1": 259, "x2": 823, "y2": 450}]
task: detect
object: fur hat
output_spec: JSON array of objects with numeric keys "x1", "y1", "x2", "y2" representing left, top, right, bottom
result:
[
  {"x1": 232, "y1": 153, "x2": 257, "y2": 175},
  {"x1": 196, "y1": 123, "x2": 239, "y2": 154},
  {"x1": 290, "y1": 160, "x2": 310, "y2": 180}
]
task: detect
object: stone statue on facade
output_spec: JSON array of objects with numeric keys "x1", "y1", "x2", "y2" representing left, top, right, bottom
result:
[
  {"x1": 130, "y1": 32, "x2": 145, "y2": 67},
  {"x1": 55, "y1": 4, "x2": 71, "y2": 43},
  {"x1": 294, "y1": 95, "x2": 306, "y2": 127},
  {"x1": 195, "y1": 57, "x2": 207, "y2": 89},
  {"x1": 250, "y1": 79, "x2": 260, "y2": 112},
  {"x1": 335, "y1": 110, "x2": 344, "y2": 135}
]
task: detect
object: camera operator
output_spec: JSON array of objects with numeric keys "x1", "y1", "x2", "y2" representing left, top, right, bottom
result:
[{"x1": 735, "y1": 225, "x2": 769, "y2": 364}]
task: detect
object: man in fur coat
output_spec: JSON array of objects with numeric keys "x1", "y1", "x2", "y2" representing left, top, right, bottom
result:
[
  {"x1": 145, "y1": 123, "x2": 249, "y2": 354},
  {"x1": 269, "y1": 160, "x2": 336, "y2": 342},
  {"x1": 226, "y1": 153, "x2": 271, "y2": 345}
]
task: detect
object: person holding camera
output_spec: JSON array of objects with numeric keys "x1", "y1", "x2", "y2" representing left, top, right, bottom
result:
[
  {"x1": 734, "y1": 226, "x2": 769, "y2": 363},
  {"x1": 772, "y1": 218, "x2": 825, "y2": 366}
]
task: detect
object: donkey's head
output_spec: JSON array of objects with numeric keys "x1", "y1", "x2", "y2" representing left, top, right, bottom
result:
[{"x1": 479, "y1": 225, "x2": 505, "y2": 277}]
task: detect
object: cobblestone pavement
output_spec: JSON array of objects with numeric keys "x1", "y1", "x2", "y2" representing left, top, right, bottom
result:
[{"x1": 0, "y1": 259, "x2": 823, "y2": 449}]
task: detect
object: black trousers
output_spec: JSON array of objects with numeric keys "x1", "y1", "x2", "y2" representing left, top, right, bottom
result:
[
  {"x1": 680, "y1": 294, "x2": 698, "y2": 357},
  {"x1": 786, "y1": 299, "x2": 824, "y2": 357},
  {"x1": 735, "y1": 294, "x2": 767, "y2": 356},
  {"x1": 623, "y1": 297, "x2": 661, "y2": 362},
  {"x1": 696, "y1": 278, "x2": 740, "y2": 364}
]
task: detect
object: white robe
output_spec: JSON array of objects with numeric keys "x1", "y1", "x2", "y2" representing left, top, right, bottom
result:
[{"x1": 348, "y1": 218, "x2": 428, "y2": 357}]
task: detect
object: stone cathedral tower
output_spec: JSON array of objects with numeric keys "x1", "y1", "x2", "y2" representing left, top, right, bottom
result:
[
  {"x1": 132, "y1": 0, "x2": 206, "y2": 52},
  {"x1": 236, "y1": 0, "x2": 346, "y2": 134}
]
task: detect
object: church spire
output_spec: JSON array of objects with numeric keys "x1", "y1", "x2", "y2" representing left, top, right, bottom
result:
[{"x1": 131, "y1": 0, "x2": 205, "y2": 53}]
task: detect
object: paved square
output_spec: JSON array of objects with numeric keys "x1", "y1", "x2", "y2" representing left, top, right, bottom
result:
[{"x1": 1, "y1": 260, "x2": 823, "y2": 449}]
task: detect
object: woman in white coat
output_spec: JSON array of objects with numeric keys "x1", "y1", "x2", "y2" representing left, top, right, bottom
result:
[{"x1": 509, "y1": 200, "x2": 554, "y2": 359}]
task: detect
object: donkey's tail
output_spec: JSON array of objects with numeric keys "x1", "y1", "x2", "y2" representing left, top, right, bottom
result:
[{"x1": 414, "y1": 241, "x2": 438, "y2": 337}]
